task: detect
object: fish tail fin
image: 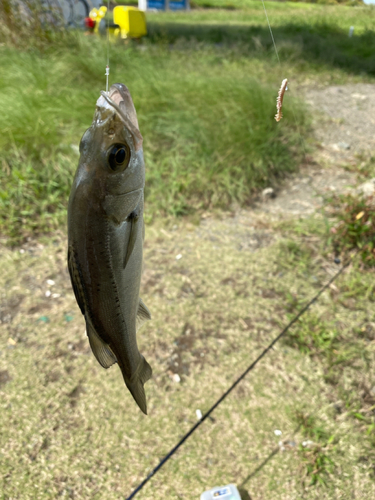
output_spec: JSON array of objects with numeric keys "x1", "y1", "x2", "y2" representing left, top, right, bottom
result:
[{"x1": 125, "y1": 356, "x2": 152, "y2": 415}]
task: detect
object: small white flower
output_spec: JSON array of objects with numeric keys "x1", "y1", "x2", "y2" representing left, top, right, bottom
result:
[
  {"x1": 274, "y1": 429, "x2": 282, "y2": 436},
  {"x1": 172, "y1": 373, "x2": 180, "y2": 383}
]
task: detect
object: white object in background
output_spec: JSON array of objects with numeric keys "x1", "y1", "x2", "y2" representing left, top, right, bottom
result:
[
  {"x1": 348, "y1": 26, "x2": 354, "y2": 37},
  {"x1": 138, "y1": 0, "x2": 147, "y2": 11},
  {"x1": 200, "y1": 484, "x2": 242, "y2": 500}
]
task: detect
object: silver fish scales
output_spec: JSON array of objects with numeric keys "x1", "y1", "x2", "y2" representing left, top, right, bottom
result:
[{"x1": 67, "y1": 83, "x2": 152, "y2": 414}]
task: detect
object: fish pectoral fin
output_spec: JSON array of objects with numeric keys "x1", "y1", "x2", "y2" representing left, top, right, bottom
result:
[
  {"x1": 136, "y1": 298, "x2": 151, "y2": 332},
  {"x1": 104, "y1": 189, "x2": 142, "y2": 225},
  {"x1": 86, "y1": 319, "x2": 117, "y2": 369},
  {"x1": 124, "y1": 210, "x2": 139, "y2": 269},
  {"x1": 125, "y1": 355, "x2": 152, "y2": 415}
]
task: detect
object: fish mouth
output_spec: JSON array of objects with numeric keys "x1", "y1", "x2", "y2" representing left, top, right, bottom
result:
[{"x1": 96, "y1": 84, "x2": 143, "y2": 152}]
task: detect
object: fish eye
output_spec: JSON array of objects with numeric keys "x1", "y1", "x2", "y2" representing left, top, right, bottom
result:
[{"x1": 107, "y1": 144, "x2": 130, "y2": 172}]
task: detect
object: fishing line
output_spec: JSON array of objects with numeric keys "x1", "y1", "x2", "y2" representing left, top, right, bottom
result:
[
  {"x1": 261, "y1": 0, "x2": 280, "y2": 64},
  {"x1": 124, "y1": 252, "x2": 356, "y2": 500},
  {"x1": 105, "y1": 0, "x2": 110, "y2": 92},
  {"x1": 260, "y1": 0, "x2": 308, "y2": 164}
]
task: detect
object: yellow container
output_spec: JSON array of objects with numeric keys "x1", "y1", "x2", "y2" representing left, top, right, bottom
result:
[{"x1": 113, "y1": 6, "x2": 147, "y2": 39}]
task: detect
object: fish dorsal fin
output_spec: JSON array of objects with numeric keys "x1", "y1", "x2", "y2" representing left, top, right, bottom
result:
[
  {"x1": 136, "y1": 298, "x2": 151, "y2": 332},
  {"x1": 86, "y1": 318, "x2": 117, "y2": 369}
]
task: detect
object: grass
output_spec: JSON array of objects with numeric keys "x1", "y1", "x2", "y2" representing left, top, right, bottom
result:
[
  {"x1": 1, "y1": 1, "x2": 375, "y2": 497},
  {"x1": 293, "y1": 411, "x2": 335, "y2": 487},
  {"x1": 1, "y1": 1, "x2": 375, "y2": 241},
  {"x1": 1, "y1": 215, "x2": 375, "y2": 498},
  {"x1": 0, "y1": 35, "x2": 307, "y2": 242}
]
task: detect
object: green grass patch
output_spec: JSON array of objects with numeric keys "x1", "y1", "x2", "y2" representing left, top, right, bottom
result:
[
  {"x1": 1, "y1": 2, "x2": 375, "y2": 241},
  {"x1": 0, "y1": 34, "x2": 307, "y2": 242}
]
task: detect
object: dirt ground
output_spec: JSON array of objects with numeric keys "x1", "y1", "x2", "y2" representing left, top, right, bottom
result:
[
  {"x1": 258, "y1": 83, "x2": 375, "y2": 220},
  {"x1": 201, "y1": 83, "x2": 375, "y2": 250}
]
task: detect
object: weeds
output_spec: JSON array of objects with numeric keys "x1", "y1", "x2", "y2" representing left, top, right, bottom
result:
[
  {"x1": 284, "y1": 311, "x2": 340, "y2": 356},
  {"x1": 293, "y1": 411, "x2": 335, "y2": 486},
  {"x1": 277, "y1": 239, "x2": 315, "y2": 274},
  {"x1": 300, "y1": 445, "x2": 335, "y2": 486},
  {"x1": 329, "y1": 193, "x2": 375, "y2": 266}
]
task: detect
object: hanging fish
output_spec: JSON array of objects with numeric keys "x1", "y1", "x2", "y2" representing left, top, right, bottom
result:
[{"x1": 67, "y1": 83, "x2": 152, "y2": 414}]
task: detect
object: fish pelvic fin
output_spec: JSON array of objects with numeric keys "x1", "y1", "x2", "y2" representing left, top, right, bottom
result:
[
  {"x1": 136, "y1": 298, "x2": 151, "y2": 332},
  {"x1": 86, "y1": 318, "x2": 117, "y2": 369},
  {"x1": 125, "y1": 355, "x2": 152, "y2": 415}
]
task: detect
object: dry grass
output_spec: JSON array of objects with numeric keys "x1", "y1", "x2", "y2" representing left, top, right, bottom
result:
[{"x1": 1, "y1": 214, "x2": 375, "y2": 499}]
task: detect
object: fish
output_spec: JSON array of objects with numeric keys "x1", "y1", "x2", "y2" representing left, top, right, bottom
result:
[{"x1": 67, "y1": 83, "x2": 152, "y2": 414}]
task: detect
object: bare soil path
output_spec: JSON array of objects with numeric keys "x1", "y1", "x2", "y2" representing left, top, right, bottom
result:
[
  {"x1": 201, "y1": 83, "x2": 375, "y2": 250},
  {"x1": 259, "y1": 83, "x2": 375, "y2": 220}
]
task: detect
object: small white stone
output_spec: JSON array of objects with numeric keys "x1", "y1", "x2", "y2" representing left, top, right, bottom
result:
[
  {"x1": 45, "y1": 290, "x2": 51, "y2": 297},
  {"x1": 19, "y1": 249, "x2": 25, "y2": 254},
  {"x1": 176, "y1": 254, "x2": 182, "y2": 260},
  {"x1": 274, "y1": 429, "x2": 282, "y2": 436},
  {"x1": 302, "y1": 440, "x2": 313, "y2": 448},
  {"x1": 52, "y1": 293, "x2": 61, "y2": 299},
  {"x1": 262, "y1": 187, "x2": 275, "y2": 198},
  {"x1": 357, "y1": 178, "x2": 375, "y2": 197},
  {"x1": 278, "y1": 440, "x2": 285, "y2": 451},
  {"x1": 172, "y1": 373, "x2": 180, "y2": 383},
  {"x1": 46, "y1": 279, "x2": 55, "y2": 286},
  {"x1": 196, "y1": 409, "x2": 203, "y2": 420}
]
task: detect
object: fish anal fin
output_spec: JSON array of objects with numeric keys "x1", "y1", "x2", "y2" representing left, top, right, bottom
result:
[
  {"x1": 136, "y1": 298, "x2": 151, "y2": 332},
  {"x1": 125, "y1": 356, "x2": 152, "y2": 415},
  {"x1": 86, "y1": 320, "x2": 117, "y2": 369}
]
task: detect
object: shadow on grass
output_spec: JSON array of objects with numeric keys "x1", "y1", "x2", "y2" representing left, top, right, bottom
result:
[
  {"x1": 239, "y1": 446, "x2": 280, "y2": 488},
  {"x1": 147, "y1": 21, "x2": 375, "y2": 76}
]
